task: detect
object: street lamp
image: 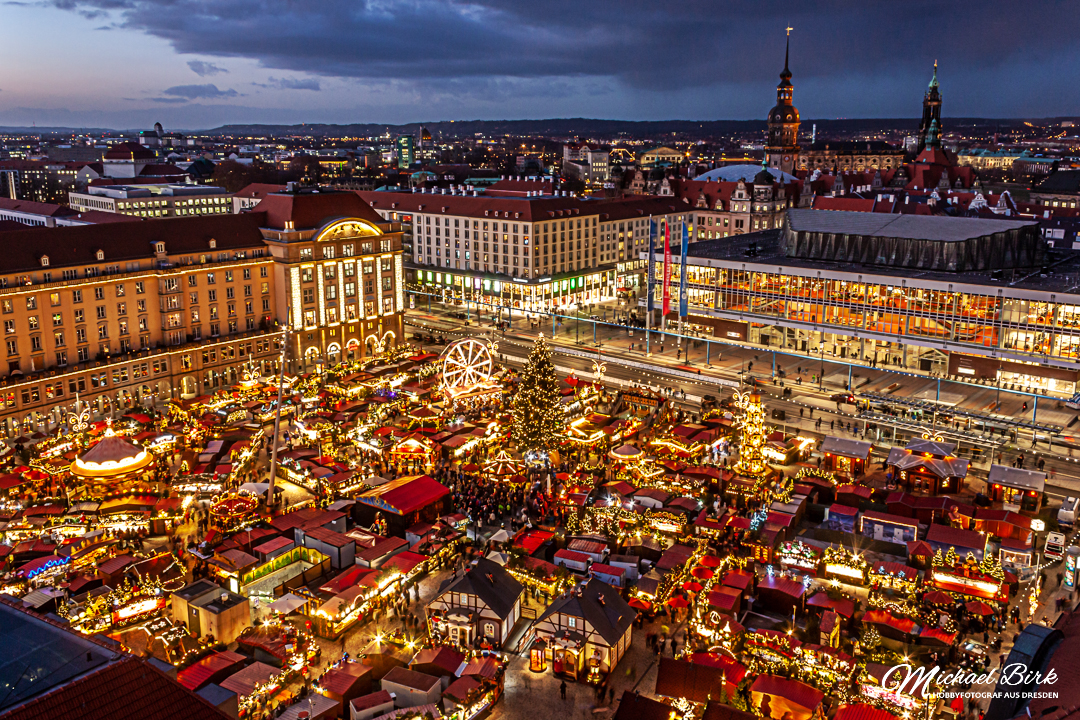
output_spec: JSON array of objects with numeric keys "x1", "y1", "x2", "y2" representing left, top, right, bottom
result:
[{"x1": 818, "y1": 340, "x2": 826, "y2": 392}]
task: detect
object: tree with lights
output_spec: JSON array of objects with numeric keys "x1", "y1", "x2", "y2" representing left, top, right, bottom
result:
[
  {"x1": 733, "y1": 391, "x2": 769, "y2": 478},
  {"x1": 511, "y1": 334, "x2": 563, "y2": 455}
]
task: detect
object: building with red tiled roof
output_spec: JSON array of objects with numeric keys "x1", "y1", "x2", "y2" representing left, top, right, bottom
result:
[{"x1": 0, "y1": 187, "x2": 393, "y2": 434}]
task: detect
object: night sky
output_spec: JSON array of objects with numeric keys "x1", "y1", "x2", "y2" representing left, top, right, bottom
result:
[{"x1": 2, "y1": 0, "x2": 1079, "y2": 129}]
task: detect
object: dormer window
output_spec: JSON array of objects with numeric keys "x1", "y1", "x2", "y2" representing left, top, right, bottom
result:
[
  {"x1": 95, "y1": 249, "x2": 105, "y2": 261},
  {"x1": 40, "y1": 255, "x2": 49, "y2": 267},
  {"x1": 155, "y1": 242, "x2": 166, "y2": 254},
  {"x1": 208, "y1": 239, "x2": 216, "y2": 249}
]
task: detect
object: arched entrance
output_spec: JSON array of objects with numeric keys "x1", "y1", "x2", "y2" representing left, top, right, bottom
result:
[
  {"x1": 180, "y1": 375, "x2": 198, "y2": 399},
  {"x1": 326, "y1": 342, "x2": 341, "y2": 365}
]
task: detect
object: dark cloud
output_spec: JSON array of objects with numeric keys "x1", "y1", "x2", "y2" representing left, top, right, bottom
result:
[
  {"x1": 160, "y1": 83, "x2": 239, "y2": 100},
  {"x1": 36, "y1": 0, "x2": 1080, "y2": 118},
  {"x1": 44, "y1": 1, "x2": 1080, "y2": 87},
  {"x1": 187, "y1": 60, "x2": 228, "y2": 77},
  {"x1": 253, "y1": 76, "x2": 320, "y2": 91}
]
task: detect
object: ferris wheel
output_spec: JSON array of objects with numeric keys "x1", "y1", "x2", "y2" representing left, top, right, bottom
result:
[{"x1": 440, "y1": 338, "x2": 495, "y2": 393}]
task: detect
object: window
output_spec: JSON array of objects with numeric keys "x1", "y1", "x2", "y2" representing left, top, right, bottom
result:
[
  {"x1": 206, "y1": 272, "x2": 215, "y2": 285},
  {"x1": 96, "y1": 306, "x2": 106, "y2": 320},
  {"x1": 28, "y1": 316, "x2": 38, "y2": 330},
  {"x1": 302, "y1": 288, "x2": 314, "y2": 304},
  {"x1": 74, "y1": 309, "x2": 84, "y2": 323},
  {"x1": 208, "y1": 289, "x2": 217, "y2": 302},
  {"x1": 75, "y1": 327, "x2": 86, "y2": 343},
  {"x1": 300, "y1": 248, "x2": 313, "y2": 260},
  {"x1": 116, "y1": 303, "x2": 126, "y2": 316},
  {"x1": 26, "y1": 297, "x2": 36, "y2": 310},
  {"x1": 53, "y1": 331, "x2": 64, "y2": 347},
  {"x1": 49, "y1": 292, "x2": 60, "y2": 306},
  {"x1": 98, "y1": 324, "x2": 108, "y2": 339},
  {"x1": 5, "y1": 340, "x2": 15, "y2": 356},
  {"x1": 115, "y1": 284, "x2": 125, "y2": 297},
  {"x1": 52, "y1": 313, "x2": 62, "y2": 326},
  {"x1": 72, "y1": 290, "x2": 82, "y2": 303},
  {"x1": 135, "y1": 282, "x2": 144, "y2": 294}
]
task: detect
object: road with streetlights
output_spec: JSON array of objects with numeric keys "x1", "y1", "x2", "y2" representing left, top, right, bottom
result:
[{"x1": 404, "y1": 296, "x2": 1080, "y2": 500}]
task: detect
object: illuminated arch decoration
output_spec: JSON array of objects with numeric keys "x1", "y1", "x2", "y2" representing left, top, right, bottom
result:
[
  {"x1": 315, "y1": 218, "x2": 383, "y2": 242},
  {"x1": 67, "y1": 396, "x2": 91, "y2": 433},
  {"x1": 346, "y1": 338, "x2": 361, "y2": 349}
]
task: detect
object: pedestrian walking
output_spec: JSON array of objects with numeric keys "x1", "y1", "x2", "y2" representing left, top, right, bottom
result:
[{"x1": 560, "y1": 681, "x2": 567, "y2": 700}]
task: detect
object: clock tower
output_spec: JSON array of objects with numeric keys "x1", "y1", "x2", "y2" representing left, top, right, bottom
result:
[{"x1": 766, "y1": 28, "x2": 800, "y2": 176}]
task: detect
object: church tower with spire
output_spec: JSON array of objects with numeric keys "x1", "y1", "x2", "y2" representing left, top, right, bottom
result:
[
  {"x1": 765, "y1": 28, "x2": 800, "y2": 176},
  {"x1": 917, "y1": 62, "x2": 942, "y2": 152}
]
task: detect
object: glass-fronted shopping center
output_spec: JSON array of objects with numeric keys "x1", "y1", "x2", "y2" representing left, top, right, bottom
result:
[{"x1": 645, "y1": 209, "x2": 1080, "y2": 395}]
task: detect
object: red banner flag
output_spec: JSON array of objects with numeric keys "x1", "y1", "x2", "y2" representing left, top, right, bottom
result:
[{"x1": 662, "y1": 221, "x2": 672, "y2": 316}]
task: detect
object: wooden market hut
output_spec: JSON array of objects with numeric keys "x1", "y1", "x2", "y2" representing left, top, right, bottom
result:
[
  {"x1": 987, "y1": 465, "x2": 1046, "y2": 514},
  {"x1": 821, "y1": 437, "x2": 873, "y2": 479},
  {"x1": 754, "y1": 575, "x2": 806, "y2": 617},
  {"x1": 886, "y1": 438, "x2": 969, "y2": 496}
]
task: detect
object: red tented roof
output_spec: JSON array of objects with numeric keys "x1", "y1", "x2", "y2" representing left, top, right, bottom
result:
[
  {"x1": 219, "y1": 661, "x2": 278, "y2": 697},
  {"x1": 926, "y1": 524, "x2": 987, "y2": 553},
  {"x1": 589, "y1": 563, "x2": 625, "y2": 577},
  {"x1": 749, "y1": 675, "x2": 824, "y2": 711},
  {"x1": 382, "y1": 550, "x2": 426, "y2": 576},
  {"x1": 320, "y1": 666, "x2": 368, "y2": 696},
  {"x1": 253, "y1": 536, "x2": 293, "y2": 555},
  {"x1": 554, "y1": 549, "x2": 591, "y2": 564},
  {"x1": 835, "y1": 704, "x2": 900, "y2": 720},
  {"x1": 357, "y1": 474, "x2": 449, "y2": 516},
  {"x1": 177, "y1": 650, "x2": 246, "y2": 690},
  {"x1": 514, "y1": 529, "x2": 554, "y2": 555},
  {"x1": 828, "y1": 503, "x2": 858, "y2": 517}
]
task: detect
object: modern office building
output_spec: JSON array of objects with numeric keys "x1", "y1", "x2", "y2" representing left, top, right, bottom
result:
[
  {"x1": 642, "y1": 208, "x2": 1080, "y2": 396},
  {"x1": 68, "y1": 183, "x2": 235, "y2": 219},
  {"x1": 0, "y1": 189, "x2": 404, "y2": 435}
]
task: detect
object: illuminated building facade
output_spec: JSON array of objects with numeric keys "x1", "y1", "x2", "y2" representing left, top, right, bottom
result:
[
  {"x1": 359, "y1": 189, "x2": 694, "y2": 311},
  {"x1": 0, "y1": 189, "x2": 404, "y2": 435},
  {"x1": 643, "y1": 208, "x2": 1080, "y2": 395}
]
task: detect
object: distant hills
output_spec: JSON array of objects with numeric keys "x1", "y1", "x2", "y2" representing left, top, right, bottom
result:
[
  {"x1": 2, "y1": 116, "x2": 1077, "y2": 139},
  {"x1": 203, "y1": 117, "x2": 1064, "y2": 139}
]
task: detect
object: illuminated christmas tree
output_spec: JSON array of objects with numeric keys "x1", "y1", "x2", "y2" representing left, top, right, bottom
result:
[
  {"x1": 733, "y1": 391, "x2": 769, "y2": 478},
  {"x1": 511, "y1": 334, "x2": 563, "y2": 454}
]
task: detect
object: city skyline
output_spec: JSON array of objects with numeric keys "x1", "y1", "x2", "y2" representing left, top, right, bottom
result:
[{"x1": 2, "y1": 1, "x2": 1080, "y2": 129}]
